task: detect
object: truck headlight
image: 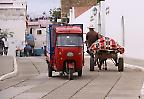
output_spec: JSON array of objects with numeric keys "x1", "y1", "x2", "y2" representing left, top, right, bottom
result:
[{"x1": 67, "y1": 52, "x2": 74, "y2": 57}]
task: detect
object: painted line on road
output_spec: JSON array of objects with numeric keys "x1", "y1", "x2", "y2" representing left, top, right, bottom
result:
[{"x1": 0, "y1": 56, "x2": 17, "y2": 81}]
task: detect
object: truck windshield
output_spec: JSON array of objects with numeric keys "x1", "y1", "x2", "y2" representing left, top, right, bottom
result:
[{"x1": 56, "y1": 34, "x2": 83, "y2": 47}]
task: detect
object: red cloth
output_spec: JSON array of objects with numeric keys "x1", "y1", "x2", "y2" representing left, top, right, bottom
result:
[{"x1": 89, "y1": 36, "x2": 125, "y2": 54}]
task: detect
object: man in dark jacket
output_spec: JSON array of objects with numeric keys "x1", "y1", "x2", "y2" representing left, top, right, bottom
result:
[
  {"x1": 86, "y1": 25, "x2": 100, "y2": 48},
  {"x1": 24, "y1": 44, "x2": 32, "y2": 57},
  {"x1": 0, "y1": 38, "x2": 5, "y2": 55}
]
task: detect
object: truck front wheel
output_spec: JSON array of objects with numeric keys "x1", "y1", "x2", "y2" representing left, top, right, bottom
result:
[{"x1": 78, "y1": 69, "x2": 82, "y2": 77}]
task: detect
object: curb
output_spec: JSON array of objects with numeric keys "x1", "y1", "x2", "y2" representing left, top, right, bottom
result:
[
  {"x1": 125, "y1": 63, "x2": 144, "y2": 72},
  {"x1": 0, "y1": 56, "x2": 18, "y2": 81}
]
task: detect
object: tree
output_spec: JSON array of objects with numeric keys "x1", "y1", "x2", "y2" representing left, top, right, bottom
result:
[
  {"x1": 49, "y1": 8, "x2": 61, "y2": 23},
  {"x1": 97, "y1": 0, "x2": 105, "y2": 3},
  {"x1": 0, "y1": 28, "x2": 14, "y2": 39}
]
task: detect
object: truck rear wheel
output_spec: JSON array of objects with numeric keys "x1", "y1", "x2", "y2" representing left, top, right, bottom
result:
[{"x1": 48, "y1": 63, "x2": 52, "y2": 77}]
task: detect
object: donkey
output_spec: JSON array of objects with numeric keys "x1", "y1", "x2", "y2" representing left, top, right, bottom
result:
[{"x1": 86, "y1": 31, "x2": 108, "y2": 70}]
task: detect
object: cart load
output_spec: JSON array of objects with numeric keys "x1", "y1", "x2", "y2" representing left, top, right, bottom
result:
[
  {"x1": 89, "y1": 36, "x2": 124, "y2": 54},
  {"x1": 88, "y1": 36, "x2": 125, "y2": 72}
]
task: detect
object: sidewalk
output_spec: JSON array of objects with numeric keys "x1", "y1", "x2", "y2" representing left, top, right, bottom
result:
[
  {"x1": 0, "y1": 56, "x2": 14, "y2": 76},
  {"x1": 124, "y1": 57, "x2": 144, "y2": 67}
]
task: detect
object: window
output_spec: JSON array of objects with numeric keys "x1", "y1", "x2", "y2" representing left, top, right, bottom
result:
[
  {"x1": 37, "y1": 30, "x2": 42, "y2": 35},
  {"x1": 56, "y1": 34, "x2": 83, "y2": 47}
]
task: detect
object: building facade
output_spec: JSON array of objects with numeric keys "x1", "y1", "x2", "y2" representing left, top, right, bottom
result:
[
  {"x1": 27, "y1": 19, "x2": 52, "y2": 49},
  {"x1": 69, "y1": 0, "x2": 144, "y2": 60},
  {"x1": 104, "y1": 0, "x2": 144, "y2": 60},
  {"x1": 0, "y1": 0, "x2": 27, "y2": 56}
]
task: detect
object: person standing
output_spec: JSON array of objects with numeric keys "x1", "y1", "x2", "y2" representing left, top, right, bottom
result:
[
  {"x1": 0, "y1": 38, "x2": 5, "y2": 55},
  {"x1": 3, "y1": 38, "x2": 9, "y2": 55},
  {"x1": 25, "y1": 33, "x2": 35, "y2": 56},
  {"x1": 24, "y1": 44, "x2": 32, "y2": 57},
  {"x1": 86, "y1": 25, "x2": 100, "y2": 48}
]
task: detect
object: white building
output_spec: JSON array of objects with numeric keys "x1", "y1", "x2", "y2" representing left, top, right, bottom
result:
[
  {"x1": 104, "y1": 0, "x2": 144, "y2": 60},
  {"x1": 27, "y1": 19, "x2": 52, "y2": 49},
  {"x1": 69, "y1": 6, "x2": 100, "y2": 52},
  {"x1": 0, "y1": 0, "x2": 27, "y2": 56},
  {"x1": 69, "y1": 0, "x2": 144, "y2": 60}
]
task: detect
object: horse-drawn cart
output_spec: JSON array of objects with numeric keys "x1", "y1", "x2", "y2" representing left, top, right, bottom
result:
[{"x1": 88, "y1": 36, "x2": 124, "y2": 72}]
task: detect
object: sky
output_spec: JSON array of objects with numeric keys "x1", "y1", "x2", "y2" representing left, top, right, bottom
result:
[{"x1": 27, "y1": 0, "x2": 61, "y2": 17}]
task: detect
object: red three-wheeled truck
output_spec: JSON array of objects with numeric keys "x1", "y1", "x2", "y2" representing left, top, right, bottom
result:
[{"x1": 46, "y1": 24, "x2": 84, "y2": 80}]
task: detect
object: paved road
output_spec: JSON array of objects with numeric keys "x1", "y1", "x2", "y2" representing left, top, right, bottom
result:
[
  {"x1": 0, "y1": 56, "x2": 144, "y2": 99},
  {"x1": 0, "y1": 56, "x2": 14, "y2": 76}
]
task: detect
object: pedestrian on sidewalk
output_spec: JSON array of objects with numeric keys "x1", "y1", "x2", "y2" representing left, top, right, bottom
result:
[
  {"x1": 24, "y1": 44, "x2": 32, "y2": 57},
  {"x1": 0, "y1": 38, "x2": 5, "y2": 55},
  {"x1": 3, "y1": 38, "x2": 9, "y2": 56}
]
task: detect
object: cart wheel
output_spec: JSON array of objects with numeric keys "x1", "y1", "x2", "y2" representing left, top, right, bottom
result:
[
  {"x1": 90, "y1": 56, "x2": 95, "y2": 71},
  {"x1": 69, "y1": 68, "x2": 73, "y2": 80},
  {"x1": 118, "y1": 58, "x2": 124, "y2": 72},
  {"x1": 48, "y1": 63, "x2": 52, "y2": 77},
  {"x1": 78, "y1": 69, "x2": 82, "y2": 77}
]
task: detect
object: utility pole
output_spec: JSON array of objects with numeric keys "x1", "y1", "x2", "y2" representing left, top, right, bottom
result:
[
  {"x1": 98, "y1": 1, "x2": 101, "y2": 33},
  {"x1": 68, "y1": 0, "x2": 72, "y2": 23},
  {"x1": 121, "y1": 16, "x2": 125, "y2": 47}
]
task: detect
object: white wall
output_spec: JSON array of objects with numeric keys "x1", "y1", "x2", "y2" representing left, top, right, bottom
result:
[
  {"x1": 0, "y1": 18, "x2": 26, "y2": 56},
  {"x1": 69, "y1": 6, "x2": 99, "y2": 52},
  {"x1": 68, "y1": 0, "x2": 144, "y2": 60},
  {"x1": 0, "y1": 19, "x2": 25, "y2": 40},
  {"x1": 105, "y1": 0, "x2": 123, "y2": 44},
  {"x1": 0, "y1": 0, "x2": 26, "y2": 56},
  {"x1": 105, "y1": 0, "x2": 144, "y2": 60},
  {"x1": 33, "y1": 28, "x2": 47, "y2": 48},
  {"x1": 69, "y1": 6, "x2": 99, "y2": 41}
]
